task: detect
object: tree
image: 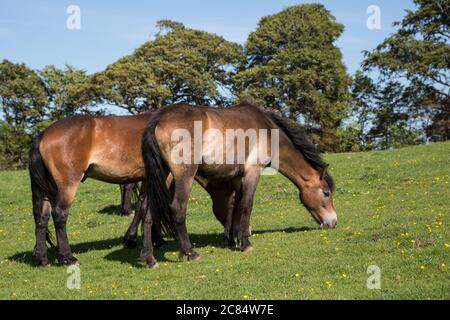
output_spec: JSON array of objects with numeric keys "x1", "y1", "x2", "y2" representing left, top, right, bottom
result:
[
  {"x1": 348, "y1": 70, "x2": 378, "y2": 148},
  {"x1": 235, "y1": 4, "x2": 351, "y2": 150},
  {"x1": 40, "y1": 65, "x2": 98, "y2": 121},
  {"x1": 0, "y1": 60, "x2": 47, "y2": 127},
  {"x1": 92, "y1": 20, "x2": 244, "y2": 114},
  {"x1": 0, "y1": 60, "x2": 48, "y2": 169},
  {"x1": 0, "y1": 120, "x2": 35, "y2": 170},
  {"x1": 348, "y1": 71, "x2": 422, "y2": 150},
  {"x1": 91, "y1": 56, "x2": 170, "y2": 114},
  {"x1": 369, "y1": 81, "x2": 421, "y2": 149},
  {"x1": 363, "y1": 0, "x2": 450, "y2": 140}
]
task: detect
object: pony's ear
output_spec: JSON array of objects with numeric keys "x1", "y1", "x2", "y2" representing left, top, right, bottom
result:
[{"x1": 320, "y1": 163, "x2": 329, "y2": 180}]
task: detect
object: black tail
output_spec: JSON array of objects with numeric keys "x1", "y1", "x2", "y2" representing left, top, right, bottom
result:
[
  {"x1": 141, "y1": 118, "x2": 177, "y2": 238},
  {"x1": 29, "y1": 132, "x2": 58, "y2": 248}
]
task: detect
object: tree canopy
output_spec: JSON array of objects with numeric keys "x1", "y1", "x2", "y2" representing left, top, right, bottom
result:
[
  {"x1": 40, "y1": 64, "x2": 96, "y2": 121},
  {"x1": 0, "y1": 60, "x2": 47, "y2": 127},
  {"x1": 92, "y1": 20, "x2": 244, "y2": 113},
  {"x1": 1, "y1": 3, "x2": 449, "y2": 169},
  {"x1": 363, "y1": 0, "x2": 450, "y2": 140},
  {"x1": 235, "y1": 4, "x2": 351, "y2": 150}
]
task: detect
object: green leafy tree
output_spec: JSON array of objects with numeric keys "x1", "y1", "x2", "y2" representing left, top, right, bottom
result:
[
  {"x1": 235, "y1": 4, "x2": 351, "y2": 150},
  {"x1": 40, "y1": 65, "x2": 98, "y2": 120},
  {"x1": 91, "y1": 56, "x2": 170, "y2": 114},
  {"x1": 0, "y1": 60, "x2": 48, "y2": 169},
  {"x1": 0, "y1": 60, "x2": 47, "y2": 127},
  {"x1": 363, "y1": 0, "x2": 450, "y2": 140},
  {"x1": 369, "y1": 81, "x2": 421, "y2": 149},
  {"x1": 348, "y1": 70, "x2": 378, "y2": 148},
  {"x1": 0, "y1": 120, "x2": 35, "y2": 170},
  {"x1": 93, "y1": 20, "x2": 244, "y2": 114},
  {"x1": 348, "y1": 71, "x2": 422, "y2": 150}
]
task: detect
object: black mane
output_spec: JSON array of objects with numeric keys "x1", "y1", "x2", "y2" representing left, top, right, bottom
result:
[{"x1": 264, "y1": 109, "x2": 335, "y2": 192}]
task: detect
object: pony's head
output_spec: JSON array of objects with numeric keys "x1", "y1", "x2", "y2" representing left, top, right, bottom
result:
[
  {"x1": 299, "y1": 167, "x2": 337, "y2": 229},
  {"x1": 264, "y1": 108, "x2": 338, "y2": 230}
]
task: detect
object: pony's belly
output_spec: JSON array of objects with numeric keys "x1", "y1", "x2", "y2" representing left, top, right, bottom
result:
[
  {"x1": 197, "y1": 163, "x2": 244, "y2": 180},
  {"x1": 85, "y1": 162, "x2": 144, "y2": 184}
]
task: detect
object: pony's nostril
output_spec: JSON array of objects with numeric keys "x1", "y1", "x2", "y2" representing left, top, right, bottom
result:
[{"x1": 322, "y1": 213, "x2": 337, "y2": 229}]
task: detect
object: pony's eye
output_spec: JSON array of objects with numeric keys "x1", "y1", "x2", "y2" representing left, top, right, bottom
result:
[{"x1": 323, "y1": 190, "x2": 331, "y2": 197}]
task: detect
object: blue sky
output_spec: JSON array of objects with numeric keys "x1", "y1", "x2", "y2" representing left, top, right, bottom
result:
[{"x1": 1, "y1": 0, "x2": 415, "y2": 75}]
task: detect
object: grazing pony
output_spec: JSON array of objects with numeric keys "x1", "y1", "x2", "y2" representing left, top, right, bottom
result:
[
  {"x1": 28, "y1": 113, "x2": 238, "y2": 266},
  {"x1": 140, "y1": 103, "x2": 337, "y2": 268}
]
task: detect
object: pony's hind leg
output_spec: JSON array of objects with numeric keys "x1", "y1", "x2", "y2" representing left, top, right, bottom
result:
[
  {"x1": 171, "y1": 173, "x2": 200, "y2": 261},
  {"x1": 32, "y1": 196, "x2": 51, "y2": 266},
  {"x1": 51, "y1": 185, "x2": 78, "y2": 265},
  {"x1": 140, "y1": 205, "x2": 158, "y2": 268}
]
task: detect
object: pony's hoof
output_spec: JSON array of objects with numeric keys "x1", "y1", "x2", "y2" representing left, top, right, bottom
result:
[
  {"x1": 178, "y1": 251, "x2": 201, "y2": 262},
  {"x1": 241, "y1": 245, "x2": 254, "y2": 253},
  {"x1": 145, "y1": 262, "x2": 160, "y2": 269},
  {"x1": 188, "y1": 251, "x2": 201, "y2": 261},
  {"x1": 32, "y1": 255, "x2": 50, "y2": 267},
  {"x1": 58, "y1": 255, "x2": 79, "y2": 265},
  {"x1": 227, "y1": 240, "x2": 237, "y2": 249}
]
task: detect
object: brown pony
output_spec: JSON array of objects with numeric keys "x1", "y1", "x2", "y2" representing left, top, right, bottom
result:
[
  {"x1": 141, "y1": 102, "x2": 337, "y2": 268},
  {"x1": 28, "y1": 113, "x2": 238, "y2": 266}
]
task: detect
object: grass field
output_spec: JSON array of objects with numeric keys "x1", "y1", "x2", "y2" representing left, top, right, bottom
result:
[{"x1": 0, "y1": 142, "x2": 449, "y2": 299}]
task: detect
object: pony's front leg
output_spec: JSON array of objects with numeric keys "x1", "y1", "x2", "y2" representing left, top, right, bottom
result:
[
  {"x1": 120, "y1": 183, "x2": 135, "y2": 216},
  {"x1": 238, "y1": 167, "x2": 261, "y2": 252},
  {"x1": 140, "y1": 207, "x2": 158, "y2": 268},
  {"x1": 203, "y1": 180, "x2": 238, "y2": 247},
  {"x1": 123, "y1": 193, "x2": 143, "y2": 248},
  {"x1": 171, "y1": 176, "x2": 201, "y2": 261},
  {"x1": 123, "y1": 187, "x2": 167, "y2": 248}
]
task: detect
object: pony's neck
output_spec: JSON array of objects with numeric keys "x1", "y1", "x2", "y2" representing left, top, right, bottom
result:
[{"x1": 277, "y1": 140, "x2": 318, "y2": 190}]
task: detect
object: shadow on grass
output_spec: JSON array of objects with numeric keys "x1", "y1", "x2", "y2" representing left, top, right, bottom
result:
[
  {"x1": 253, "y1": 226, "x2": 315, "y2": 235},
  {"x1": 98, "y1": 204, "x2": 122, "y2": 215},
  {"x1": 8, "y1": 226, "x2": 318, "y2": 267},
  {"x1": 98, "y1": 204, "x2": 137, "y2": 216}
]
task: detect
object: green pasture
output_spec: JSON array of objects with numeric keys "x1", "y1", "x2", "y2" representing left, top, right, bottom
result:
[{"x1": 0, "y1": 142, "x2": 448, "y2": 299}]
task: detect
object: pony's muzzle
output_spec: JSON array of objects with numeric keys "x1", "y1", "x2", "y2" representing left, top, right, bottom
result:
[{"x1": 320, "y1": 212, "x2": 337, "y2": 229}]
